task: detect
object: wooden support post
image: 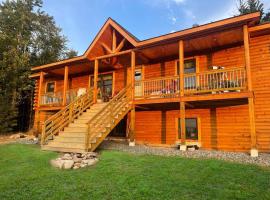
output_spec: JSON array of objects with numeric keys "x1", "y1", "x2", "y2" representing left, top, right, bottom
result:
[
  {"x1": 37, "y1": 71, "x2": 44, "y2": 108},
  {"x1": 243, "y1": 25, "x2": 257, "y2": 156},
  {"x1": 129, "y1": 51, "x2": 136, "y2": 146},
  {"x1": 131, "y1": 51, "x2": 135, "y2": 101},
  {"x1": 180, "y1": 101, "x2": 186, "y2": 146},
  {"x1": 179, "y1": 40, "x2": 186, "y2": 151},
  {"x1": 179, "y1": 40, "x2": 184, "y2": 97},
  {"x1": 129, "y1": 106, "x2": 136, "y2": 146},
  {"x1": 94, "y1": 59, "x2": 99, "y2": 103},
  {"x1": 62, "y1": 66, "x2": 69, "y2": 106}
]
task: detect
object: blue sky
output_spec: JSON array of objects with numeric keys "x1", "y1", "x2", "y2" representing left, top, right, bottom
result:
[{"x1": 41, "y1": 0, "x2": 270, "y2": 54}]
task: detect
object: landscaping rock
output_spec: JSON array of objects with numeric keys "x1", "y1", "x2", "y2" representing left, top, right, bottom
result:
[
  {"x1": 50, "y1": 159, "x2": 64, "y2": 169},
  {"x1": 62, "y1": 153, "x2": 73, "y2": 160},
  {"x1": 50, "y1": 152, "x2": 99, "y2": 170},
  {"x1": 63, "y1": 160, "x2": 74, "y2": 169},
  {"x1": 86, "y1": 158, "x2": 98, "y2": 166}
]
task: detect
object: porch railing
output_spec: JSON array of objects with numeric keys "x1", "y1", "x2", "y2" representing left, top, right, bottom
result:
[
  {"x1": 135, "y1": 76, "x2": 180, "y2": 99},
  {"x1": 134, "y1": 67, "x2": 247, "y2": 99},
  {"x1": 184, "y1": 67, "x2": 246, "y2": 94},
  {"x1": 40, "y1": 88, "x2": 86, "y2": 106},
  {"x1": 40, "y1": 92, "x2": 63, "y2": 106}
]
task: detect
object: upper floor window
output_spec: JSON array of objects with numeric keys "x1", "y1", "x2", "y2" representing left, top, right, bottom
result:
[
  {"x1": 176, "y1": 58, "x2": 197, "y2": 75},
  {"x1": 46, "y1": 82, "x2": 55, "y2": 93}
]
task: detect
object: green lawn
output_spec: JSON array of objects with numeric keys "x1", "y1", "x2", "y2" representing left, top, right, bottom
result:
[{"x1": 0, "y1": 144, "x2": 269, "y2": 200}]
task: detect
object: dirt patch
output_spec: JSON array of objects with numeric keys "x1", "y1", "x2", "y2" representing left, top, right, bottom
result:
[{"x1": 0, "y1": 134, "x2": 16, "y2": 144}]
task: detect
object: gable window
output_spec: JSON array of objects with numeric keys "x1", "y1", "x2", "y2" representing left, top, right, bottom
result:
[
  {"x1": 46, "y1": 82, "x2": 55, "y2": 93},
  {"x1": 178, "y1": 118, "x2": 198, "y2": 140}
]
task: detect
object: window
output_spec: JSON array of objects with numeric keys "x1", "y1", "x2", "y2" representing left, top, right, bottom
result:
[
  {"x1": 178, "y1": 118, "x2": 198, "y2": 140},
  {"x1": 176, "y1": 58, "x2": 197, "y2": 75},
  {"x1": 135, "y1": 69, "x2": 142, "y2": 81},
  {"x1": 176, "y1": 59, "x2": 197, "y2": 89},
  {"x1": 46, "y1": 82, "x2": 55, "y2": 93}
]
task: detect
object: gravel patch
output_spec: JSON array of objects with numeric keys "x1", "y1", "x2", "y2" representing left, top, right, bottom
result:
[{"x1": 99, "y1": 140, "x2": 270, "y2": 167}]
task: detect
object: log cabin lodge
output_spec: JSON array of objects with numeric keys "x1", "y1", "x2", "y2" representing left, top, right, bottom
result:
[{"x1": 30, "y1": 12, "x2": 270, "y2": 156}]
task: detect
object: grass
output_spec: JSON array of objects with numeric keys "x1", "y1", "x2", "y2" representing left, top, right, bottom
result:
[{"x1": 0, "y1": 144, "x2": 270, "y2": 200}]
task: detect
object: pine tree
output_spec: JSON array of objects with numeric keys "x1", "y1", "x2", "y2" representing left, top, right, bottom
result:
[{"x1": 237, "y1": 0, "x2": 270, "y2": 22}]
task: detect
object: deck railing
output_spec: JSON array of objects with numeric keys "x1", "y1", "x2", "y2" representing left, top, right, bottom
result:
[
  {"x1": 184, "y1": 67, "x2": 246, "y2": 94},
  {"x1": 40, "y1": 92, "x2": 62, "y2": 106},
  {"x1": 41, "y1": 88, "x2": 94, "y2": 145},
  {"x1": 40, "y1": 88, "x2": 85, "y2": 106},
  {"x1": 134, "y1": 67, "x2": 247, "y2": 99},
  {"x1": 135, "y1": 76, "x2": 180, "y2": 99}
]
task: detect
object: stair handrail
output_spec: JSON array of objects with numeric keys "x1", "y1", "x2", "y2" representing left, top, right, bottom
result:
[
  {"x1": 41, "y1": 88, "x2": 94, "y2": 145},
  {"x1": 85, "y1": 85, "x2": 132, "y2": 151}
]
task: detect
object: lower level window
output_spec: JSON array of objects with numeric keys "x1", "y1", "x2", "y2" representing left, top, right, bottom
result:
[{"x1": 178, "y1": 118, "x2": 198, "y2": 140}]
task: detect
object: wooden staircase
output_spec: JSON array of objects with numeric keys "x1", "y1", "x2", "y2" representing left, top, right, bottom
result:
[{"x1": 41, "y1": 85, "x2": 132, "y2": 153}]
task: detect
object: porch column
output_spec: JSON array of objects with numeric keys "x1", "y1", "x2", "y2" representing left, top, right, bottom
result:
[
  {"x1": 37, "y1": 71, "x2": 44, "y2": 108},
  {"x1": 129, "y1": 51, "x2": 136, "y2": 146},
  {"x1": 243, "y1": 25, "x2": 258, "y2": 157},
  {"x1": 131, "y1": 51, "x2": 135, "y2": 101},
  {"x1": 179, "y1": 40, "x2": 186, "y2": 151},
  {"x1": 36, "y1": 71, "x2": 44, "y2": 134},
  {"x1": 94, "y1": 59, "x2": 99, "y2": 103},
  {"x1": 62, "y1": 66, "x2": 69, "y2": 106}
]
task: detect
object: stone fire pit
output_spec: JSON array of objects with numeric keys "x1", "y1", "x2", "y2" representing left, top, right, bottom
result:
[{"x1": 50, "y1": 152, "x2": 99, "y2": 170}]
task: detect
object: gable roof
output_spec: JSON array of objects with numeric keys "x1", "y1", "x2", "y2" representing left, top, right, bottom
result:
[
  {"x1": 84, "y1": 18, "x2": 139, "y2": 57},
  {"x1": 32, "y1": 12, "x2": 261, "y2": 72}
]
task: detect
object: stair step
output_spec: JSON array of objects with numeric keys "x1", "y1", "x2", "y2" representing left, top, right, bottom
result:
[
  {"x1": 69, "y1": 123, "x2": 88, "y2": 128},
  {"x1": 74, "y1": 119, "x2": 89, "y2": 123},
  {"x1": 64, "y1": 127, "x2": 88, "y2": 133},
  {"x1": 42, "y1": 146, "x2": 86, "y2": 153},
  {"x1": 54, "y1": 137, "x2": 85, "y2": 143},
  {"x1": 47, "y1": 142, "x2": 85, "y2": 149}
]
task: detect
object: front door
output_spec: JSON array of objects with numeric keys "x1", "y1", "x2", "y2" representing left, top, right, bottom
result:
[{"x1": 91, "y1": 73, "x2": 113, "y2": 100}]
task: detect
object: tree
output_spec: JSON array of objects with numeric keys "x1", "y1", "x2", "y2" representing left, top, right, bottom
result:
[
  {"x1": 237, "y1": 0, "x2": 270, "y2": 22},
  {"x1": 0, "y1": 0, "x2": 77, "y2": 133}
]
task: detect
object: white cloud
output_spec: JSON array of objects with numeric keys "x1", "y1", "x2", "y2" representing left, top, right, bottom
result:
[
  {"x1": 170, "y1": 16, "x2": 177, "y2": 24},
  {"x1": 172, "y1": 0, "x2": 186, "y2": 4},
  {"x1": 184, "y1": 10, "x2": 196, "y2": 20}
]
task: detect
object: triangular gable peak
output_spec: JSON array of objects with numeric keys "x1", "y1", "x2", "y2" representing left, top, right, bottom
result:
[{"x1": 85, "y1": 18, "x2": 139, "y2": 60}]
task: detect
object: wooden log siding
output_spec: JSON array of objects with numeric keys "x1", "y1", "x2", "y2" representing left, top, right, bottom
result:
[
  {"x1": 250, "y1": 34, "x2": 270, "y2": 152},
  {"x1": 135, "y1": 105, "x2": 251, "y2": 152}
]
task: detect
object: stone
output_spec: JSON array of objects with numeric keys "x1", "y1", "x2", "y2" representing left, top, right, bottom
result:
[
  {"x1": 73, "y1": 166, "x2": 80, "y2": 170},
  {"x1": 180, "y1": 145, "x2": 187, "y2": 151},
  {"x1": 82, "y1": 159, "x2": 89, "y2": 164},
  {"x1": 129, "y1": 141, "x2": 135, "y2": 147},
  {"x1": 62, "y1": 153, "x2": 72, "y2": 160},
  {"x1": 50, "y1": 159, "x2": 64, "y2": 169},
  {"x1": 86, "y1": 152, "x2": 98, "y2": 158},
  {"x1": 62, "y1": 160, "x2": 74, "y2": 169},
  {"x1": 188, "y1": 147, "x2": 196, "y2": 151},
  {"x1": 73, "y1": 157, "x2": 82, "y2": 163},
  {"x1": 250, "y1": 149, "x2": 259, "y2": 157},
  {"x1": 80, "y1": 164, "x2": 87, "y2": 168},
  {"x1": 86, "y1": 158, "x2": 98, "y2": 166},
  {"x1": 74, "y1": 162, "x2": 81, "y2": 167}
]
